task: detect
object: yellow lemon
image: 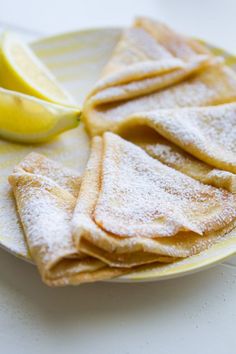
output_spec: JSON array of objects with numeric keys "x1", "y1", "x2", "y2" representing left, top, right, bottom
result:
[{"x1": 0, "y1": 87, "x2": 80, "y2": 143}]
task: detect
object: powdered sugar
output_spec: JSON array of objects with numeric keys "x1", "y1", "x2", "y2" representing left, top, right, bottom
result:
[
  {"x1": 94, "y1": 133, "x2": 236, "y2": 238},
  {"x1": 17, "y1": 152, "x2": 81, "y2": 197},
  {"x1": 90, "y1": 55, "x2": 208, "y2": 106},
  {"x1": 138, "y1": 103, "x2": 236, "y2": 172},
  {"x1": 10, "y1": 172, "x2": 77, "y2": 266},
  {"x1": 87, "y1": 64, "x2": 236, "y2": 132}
]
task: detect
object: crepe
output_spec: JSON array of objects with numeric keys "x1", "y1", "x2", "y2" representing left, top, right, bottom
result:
[
  {"x1": 84, "y1": 61, "x2": 236, "y2": 135},
  {"x1": 72, "y1": 135, "x2": 175, "y2": 267},
  {"x1": 117, "y1": 103, "x2": 236, "y2": 174},
  {"x1": 84, "y1": 17, "x2": 216, "y2": 136},
  {"x1": 9, "y1": 153, "x2": 127, "y2": 286},
  {"x1": 121, "y1": 126, "x2": 236, "y2": 193},
  {"x1": 88, "y1": 16, "x2": 211, "y2": 97},
  {"x1": 72, "y1": 133, "x2": 236, "y2": 267},
  {"x1": 83, "y1": 15, "x2": 236, "y2": 137}
]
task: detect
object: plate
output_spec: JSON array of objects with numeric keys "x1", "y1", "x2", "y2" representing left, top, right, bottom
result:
[{"x1": 1, "y1": 27, "x2": 236, "y2": 282}]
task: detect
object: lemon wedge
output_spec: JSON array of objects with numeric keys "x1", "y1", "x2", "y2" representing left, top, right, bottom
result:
[
  {"x1": 0, "y1": 87, "x2": 80, "y2": 143},
  {"x1": 0, "y1": 32, "x2": 75, "y2": 106}
]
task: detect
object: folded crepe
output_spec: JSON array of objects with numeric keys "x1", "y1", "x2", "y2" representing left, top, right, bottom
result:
[
  {"x1": 72, "y1": 135, "x2": 175, "y2": 267},
  {"x1": 72, "y1": 133, "x2": 236, "y2": 267},
  {"x1": 9, "y1": 152, "x2": 127, "y2": 286},
  {"x1": 83, "y1": 16, "x2": 236, "y2": 136},
  {"x1": 84, "y1": 17, "x2": 215, "y2": 136},
  {"x1": 116, "y1": 103, "x2": 236, "y2": 193},
  {"x1": 121, "y1": 126, "x2": 236, "y2": 193},
  {"x1": 117, "y1": 103, "x2": 236, "y2": 172}
]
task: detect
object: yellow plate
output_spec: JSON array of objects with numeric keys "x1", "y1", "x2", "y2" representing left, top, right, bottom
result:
[{"x1": 1, "y1": 27, "x2": 236, "y2": 282}]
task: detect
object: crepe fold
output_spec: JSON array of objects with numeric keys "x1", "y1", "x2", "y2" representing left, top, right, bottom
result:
[
  {"x1": 72, "y1": 133, "x2": 236, "y2": 268},
  {"x1": 9, "y1": 152, "x2": 127, "y2": 286}
]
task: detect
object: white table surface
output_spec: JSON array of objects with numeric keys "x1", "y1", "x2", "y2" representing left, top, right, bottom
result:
[{"x1": 1, "y1": 1, "x2": 236, "y2": 353}]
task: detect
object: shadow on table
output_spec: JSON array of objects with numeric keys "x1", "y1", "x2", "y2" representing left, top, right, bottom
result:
[{"x1": 0, "y1": 247, "x2": 228, "y2": 329}]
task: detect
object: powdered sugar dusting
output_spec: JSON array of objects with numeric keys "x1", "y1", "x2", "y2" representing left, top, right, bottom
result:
[
  {"x1": 140, "y1": 103, "x2": 236, "y2": 172},
  {"x1": 92, "y1": 58, "x2": 185, "y2": 94},
  {"x1": 139, "y1": 136, "x2": 236, "y2": 192},
  {"x1": 94, "y1": 133, "x2": 236, "y2": 238},
  {"x1": 17, "y1": 152, "x2": 81, "y2": 197},
  {"x1": 10, "y1": 172, "x2": 77, "y2": 268},
  {"x1": 100, "y1": 27, "x2": 174, "y2": 81},
  {"x1": 90, "y1": 64, "x2": 236, "y2": 128},
  {"x1": 91, "y1": 55, "x2": 208, "y2": 106}
]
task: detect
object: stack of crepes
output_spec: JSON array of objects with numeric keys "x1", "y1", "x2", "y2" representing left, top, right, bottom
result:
[
  {"x1": 84, "y1": 16, "x2": 236, "y2": 193},
  {"x1": 8, "y1": 17, "x2": 236, "y2": 286}
]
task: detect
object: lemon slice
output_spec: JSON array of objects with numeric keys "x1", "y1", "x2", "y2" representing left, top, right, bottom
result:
[
  {"x1": 0, "y1": 87, "x2": 80, "y2": 143},
  {"x1": 0, "y1": 32, "x2": 75, "y2": 106}
]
